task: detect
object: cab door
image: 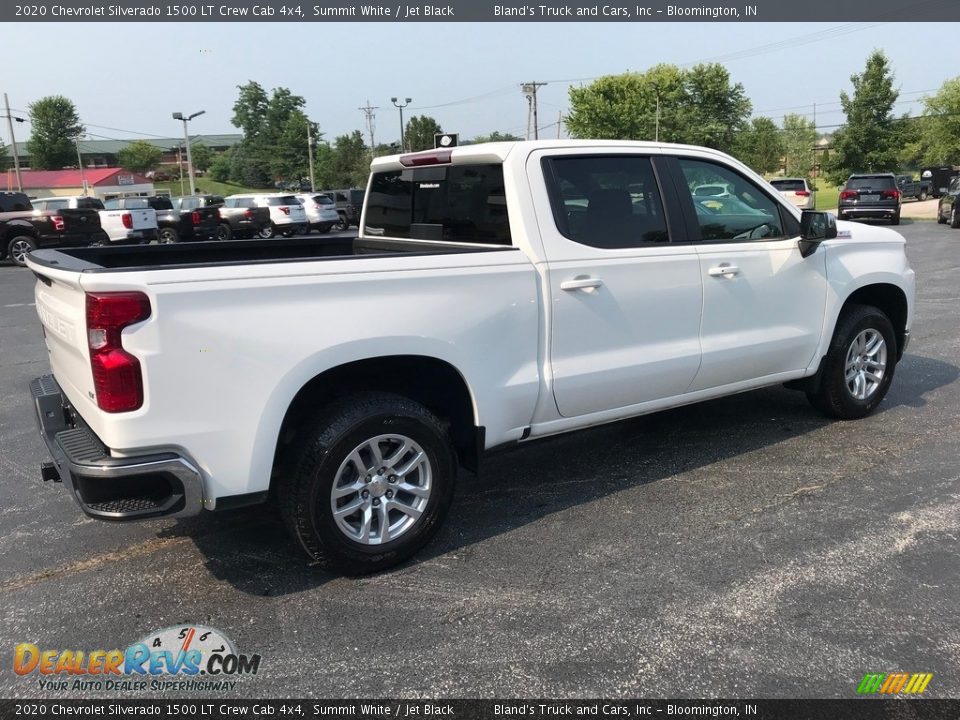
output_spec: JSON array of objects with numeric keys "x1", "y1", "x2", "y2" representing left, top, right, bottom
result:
[{"x1": 529, "y1": 151, "x2": 704, "y2": 418}]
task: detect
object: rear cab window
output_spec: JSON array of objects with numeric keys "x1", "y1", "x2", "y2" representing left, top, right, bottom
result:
[
  {"x1": 365, "y1": 163, "x2": 511, "y2": 245},
  {"x1": 846, "y1": 176, "x2": 896, "y2": 190},
  {"x1": 770, "y1": 179, "x2": 806, "y2": 192},
  {"x1": 267, "y1": 196, "x2": 300, "y2": 206}
]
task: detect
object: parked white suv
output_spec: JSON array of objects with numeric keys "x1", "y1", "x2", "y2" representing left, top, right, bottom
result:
[
  {"x1": 770, "y1": 178, "x2": 816, "y2": 210},
  {"x1": 225, "y1": 193, "x2": 308, "y2": 238},
  {"x1": 294, "y1": 193, "x2": 340, "y2": 234}
]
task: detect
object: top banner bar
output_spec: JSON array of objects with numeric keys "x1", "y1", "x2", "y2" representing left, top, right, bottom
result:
[{"x1": 5, "y1": 0, "x2": 960, "y2": 22}]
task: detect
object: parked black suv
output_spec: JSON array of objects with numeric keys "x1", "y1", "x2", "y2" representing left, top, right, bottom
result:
[
  {"x1": 936, "y1": 176, "x2": 960, "y2": 228},
  {"x1": 320, "y1": 188, "x2": 365, "y2": 230},
  {"x1": 837, "y1": 173, "x2": 902, "y2": 225}
]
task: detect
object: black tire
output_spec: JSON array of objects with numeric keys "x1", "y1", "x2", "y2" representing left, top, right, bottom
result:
[
  {"x1": 837, "y1": 213, "x2": 846, "y2": 222},
  {"x1": 920, "y1": 190, "x2": 928, "y2": 201},
  {"x1": 258, "y1": 224, "x2": 276, "y2": 239},
  {"x1": 806, "y1": 304, "x2": 897, "y2": 420},
  {"x1": 335, "y1": 214, "x2": 349, "y2": 232},
  {"x1": 316, "y1": 224, "x2": 332, "y2": 234},
  {"x1": 7, "y1": 235, "x2": 37, "y2": 267},
  {"x1": 158, "y1": 227, "x2": 179, "y2": 244},
  {"x1": 891, "y1": 212, "x2": 900, "y2": 226},
  {"x1": 217, "y1": 223, "x2": 232, "y2": 242},
  {"x1": 281, "y1": 228, "x2": 295, "y2": 238},
  {"x1": 277, "y1": 393, "x2": 457, "y2": 574},
  {"x1": 951, "y1": 209, "x2": 960, "y2": 229},
  {"x1": 937, "y1": 206, "x2": 947, "y2": 224}
]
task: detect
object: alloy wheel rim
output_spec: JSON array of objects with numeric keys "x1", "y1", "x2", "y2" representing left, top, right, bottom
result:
[
  {"x1": 329, "y1": 433, "x2": 432, "y2": 545},
  {"x1": 844, "y1": 329, "x2": 887, "y2": 400},
  {"x1": 11, "y1": 240, "x2": 31, "y2": 263}
]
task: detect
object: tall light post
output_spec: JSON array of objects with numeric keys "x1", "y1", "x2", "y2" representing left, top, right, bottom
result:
[
  {"x1": 391, "y1": 97, "x2": 411, "y2": 152},
  {"x1": 2, "y1": 93, "x2": 25, "y2": 192},
  {"x1": 307, "y1": 125, "x2": 316, "y2": 192},
  {"x1": 172, "y1": 110, "x2": 205, "y2": 195}
]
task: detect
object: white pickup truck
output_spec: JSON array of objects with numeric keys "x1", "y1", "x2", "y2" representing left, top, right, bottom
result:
[
  {"x1": 30, "y1": 195, "x2": 158, "y2": 245},
  {"x1": 25, "y1": 141, "x2": 915, "y2": 574}
]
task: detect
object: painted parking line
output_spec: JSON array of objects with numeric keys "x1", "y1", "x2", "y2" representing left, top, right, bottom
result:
[{"x1": 2, "y1": 303, "x2": 35, "y2": 308}]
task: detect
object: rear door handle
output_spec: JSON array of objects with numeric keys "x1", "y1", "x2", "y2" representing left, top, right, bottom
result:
[
  {"x1": 560, "y1": 277, "x2": 604, "y2": 291},
  {"x1": 708, "y1": 265, "x2": 740, "y2": 277}
]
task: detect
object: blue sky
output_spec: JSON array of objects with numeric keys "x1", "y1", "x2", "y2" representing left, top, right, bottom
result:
[{"x1": 3, "y1": 22, "x2": 958, "y2": 146}]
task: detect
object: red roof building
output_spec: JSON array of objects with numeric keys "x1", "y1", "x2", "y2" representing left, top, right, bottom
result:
[{"x1": 5, "y1": 167, "x2": 154, "y2": 199}]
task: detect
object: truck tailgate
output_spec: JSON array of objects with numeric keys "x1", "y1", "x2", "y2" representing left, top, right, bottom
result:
[
  {"x1": 32, "y1": 268, "x2": 95, "y2": 416},
  {"x1": 102, "y1": 208, "x2": 157, "y2": 230}
]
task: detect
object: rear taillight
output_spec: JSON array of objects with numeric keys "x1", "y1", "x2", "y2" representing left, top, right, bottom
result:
[
  {"x1": 839, "y1": 190, "x2": 858, "y2": 200},
  {"x1": 121, "y1": 212, "x2": 133, "y2": 229},
  {"x1": 191, "y1": 211, "x2": 202, "y2": 226},
  {"x1": 279, "y1": 206, "x2": 290, "y2": 215},
  {"x1": 85, "y1": 292, "x2": 151, "y2": 413},
  {"x1": 795, "y1": 190, "x2": 810, "y2": 197},
  {"x1": 243, "y1": 209, "x2": 255, "y2": 219},
  {"x1": 51, "y1": 215, "x2": 66, "y2": 231},
  {"x1": 882, "y1": 189, "x2": 901, "y2": 199}
]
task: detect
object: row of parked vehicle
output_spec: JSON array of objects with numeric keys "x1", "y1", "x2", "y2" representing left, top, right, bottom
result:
[{"x1": 0, "y1": 188, "x2": 368, "y2": 266}]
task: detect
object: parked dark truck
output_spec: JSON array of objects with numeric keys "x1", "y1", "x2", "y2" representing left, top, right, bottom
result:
[
  {"x1": 176, "y1": 195, "x2": 271, "y2": 241},
  {"x1": 320, "y1": 188, "x2": 365, "y2": 230},
  {"x1": 895, "y1": 175, "x2": 931, "y2": 201},
  {"x1": 920, "y1": 166, "x2": 960, "y2": 198},
  {"x1": 0, "y1": 192, "x2": 106, "y2": 267},
  {"x1": 104, "y1": 196, "x2": 218, "y2": 244}
]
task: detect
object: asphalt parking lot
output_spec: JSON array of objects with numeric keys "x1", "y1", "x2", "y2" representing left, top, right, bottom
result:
[{"x1": 0, "y1": 222, "x2": 958, "y2": 699}]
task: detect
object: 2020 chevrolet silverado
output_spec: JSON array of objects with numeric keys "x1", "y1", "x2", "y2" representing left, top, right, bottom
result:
[
  {"x1": 30, "y1": 196, "x2": 158, "y2": 245},
  {"x1": 25, "y1": 141, "x2": 915, "y2": 574}
]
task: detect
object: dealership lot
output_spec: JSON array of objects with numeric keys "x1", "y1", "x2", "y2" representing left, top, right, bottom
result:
[{"x1": 0, "y1": 222, "x2": 957, "y2": 698}]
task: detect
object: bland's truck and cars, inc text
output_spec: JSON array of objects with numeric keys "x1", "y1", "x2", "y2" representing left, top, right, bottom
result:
[{"x1": 25, "y1": 140, "x2": 914, "y2": 574}]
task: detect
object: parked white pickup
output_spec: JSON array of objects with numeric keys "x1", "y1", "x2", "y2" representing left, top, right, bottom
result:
[
  {"x1": 30, "y1": 195, "x2": 157, "y2": 244},
  {"x1": 26, "y1": 140, "x2": 915, "y2": 574}
]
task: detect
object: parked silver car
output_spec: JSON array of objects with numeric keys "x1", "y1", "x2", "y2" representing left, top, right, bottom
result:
[{"x1": 295, "y1": 193, "x2": 340, "y2": 233}]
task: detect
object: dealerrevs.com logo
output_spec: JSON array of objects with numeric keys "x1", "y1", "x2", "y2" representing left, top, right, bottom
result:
[{"x1": 14, "y1": 625, "x2": 261, "y2": 692}]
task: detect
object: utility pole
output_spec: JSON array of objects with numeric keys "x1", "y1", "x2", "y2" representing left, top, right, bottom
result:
[
  {"x1": 172, "y1": 110, "x2": 205, "y2": 196},
  {"x1": 307, "y1": 124, "x2": 316, "y2": 192},
  {"x1": 359, "y1": 100, "x2": 378, "y2": 150},
  {"x1": 521, "y1": 82, "x2": 547, "y2": 140},
  {"x1": 557, "y1": 111, "x2": 563, "y2": 139},
  {"x1": 3, "y1": 93, "x2": 24, "y2": 192},
  {"x1": 75, "y1": 135, "x2": 87, "y2": 195}
]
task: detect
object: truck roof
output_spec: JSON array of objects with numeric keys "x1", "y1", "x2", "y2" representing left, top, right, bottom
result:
[{"x1": 369, "y1": 139, "x2": 740, "y2": 172}]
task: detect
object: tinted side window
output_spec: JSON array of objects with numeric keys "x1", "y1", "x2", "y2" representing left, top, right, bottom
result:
[
  {"x1": 366, "y1": 163, "x2": 511, "y2": 245},
  {"x1": 44, "y1": 199, "x2": 70, "y2": 210},
  {"x1": 677, "y1": 158, "x2": 784, "y2": 242},
  {"x1": 543, "y1": 155, "x2": 669, "y2": 249}
]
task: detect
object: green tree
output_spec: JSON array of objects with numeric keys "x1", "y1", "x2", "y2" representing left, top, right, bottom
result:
[
  {"x1": 404, "y1": 115, "x2": 443, "y2": 152},
  {"x1": 229, "y1": 81, "x2": 321, "y2": 185},
  {"x1": 117, "y1": 140, "x2": 163, "y2": 174},
  {"x1": 189, "y1": 142, "x2": 214, "y2": 173},
  {"x1": 26, "y1": 95, "x2": 84, "y2": 170},
  {"x1": 565, "y1": 63, "x2": 749, "y2": 152},
  {"x1": 327, "y1": 131, "x2": 369, "y2": 188},
  {"x1": 919, "y1": 77, "x2": 960, "y2": 165},
  {"x1": 208, "y1": 147, "x2": 232, "y2": 183},
  {"x1": 471, "y1": 131, "x2": 523, "y2": 143},
  {"x1": 734, "y1": 116, "x2": 783, "y2": 175},
  {"x1": 781, "y1": 114, "x2": 817, "y2": 178},
  {"x1": 827, "y1": 51, "x2": 901, "y2": 183}
]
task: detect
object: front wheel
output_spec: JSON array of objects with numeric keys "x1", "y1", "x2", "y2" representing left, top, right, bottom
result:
[
  {"x1": 277, "y1": 393, "x2": 456, "y2": 574},
  {"x1": 158, "y1": 227, "x2": 179, "y2": 244},
  {"x1": 951, "y1": 209, "x2": 960, "y2": 229},
  {"x1": 7, "y1": 235, "x2": 37, "y2": 267},
  {"x1": 807, "y1": 304, "x2": 897, "y2": 420},
  {"x1": 937, "y1": 206, "x2": 947, "y2": 224}
]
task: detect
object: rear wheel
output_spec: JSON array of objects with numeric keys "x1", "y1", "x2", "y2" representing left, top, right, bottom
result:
[
  {"x1": 807, "y1": 304, "x2": 897, "y2": 420},
  {"x1": 891, "y1": 212, "x2": 901, "y2": 226},
  {"x1": 7, "y1": 236, "x2": 37, "y2": 267},
  {"x1": 920, "y1": 190, "x2": 928, "y2": 201},
  {"x1": 335, "y1": 214, "x2": 349, "y2": 232},
  {"x1": 216, "y1": 223, "x2": 232, "y2": 242},
  {"x1": 258, "y1": 224, "x2": 275, "y2": 239},
  {"x1": 952, "y1": 208, "x2": 960, "y2": 229},
  {"x1": 158, "y1": 227, "x2": 179, "y2": 244},
  {"x1": 277, "y1": 393, "x2": 456, "y2": 574},
  {"x1": 937, "y1": 206, "x2": 947, "y2": 224}
]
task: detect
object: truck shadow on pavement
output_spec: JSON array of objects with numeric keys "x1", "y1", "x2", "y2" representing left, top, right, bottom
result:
[{"x1": 171, "y1": 352, "x2": 957, "y2": 595}]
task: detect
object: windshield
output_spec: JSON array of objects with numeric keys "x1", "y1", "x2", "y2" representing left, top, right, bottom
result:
[
  {"x1": 847, "y1": 176, "x2": 895, "y2": 190},
  {"x1": 267, "y1": 196, "x2": 301, "y2": 206}
]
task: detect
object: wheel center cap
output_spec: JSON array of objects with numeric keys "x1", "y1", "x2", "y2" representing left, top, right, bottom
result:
[{"x1": 368, "y1": 477, "x2": 388, "y2": 498}]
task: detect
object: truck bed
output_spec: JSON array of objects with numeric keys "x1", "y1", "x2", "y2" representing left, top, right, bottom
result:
[{"x1": 28, "y1": 236, "x2": 513, "y2": 273}]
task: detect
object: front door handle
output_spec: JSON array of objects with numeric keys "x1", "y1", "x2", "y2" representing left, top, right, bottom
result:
[
  {"x1": 708, "y1": 265, "x2": 740, "y2": 278},
  {"x1": 560, "y1": 277, "x2": 604, "y2": 292}
]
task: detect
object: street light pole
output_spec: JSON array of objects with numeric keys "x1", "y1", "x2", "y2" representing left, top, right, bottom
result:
[
  {"x1": 307, "y1": 125, "x2": 316, "y2": 192},
  {"x1": 391, "y1": 97, "x2": 412, "y2": 152},
  {"x1": 172, "y1": 110, "x2": 205, "y2": 195},
  {"x1": 3, "y1": 93, "x2": 24, "y2": 192},
  {"x1": 75, "y1": 135, "x2": 87, "y2": 195}
]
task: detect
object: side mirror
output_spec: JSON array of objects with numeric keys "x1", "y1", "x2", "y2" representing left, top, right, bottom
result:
[{"x1": 799, "y1": 210, "x2": 837, "y2": 257}]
